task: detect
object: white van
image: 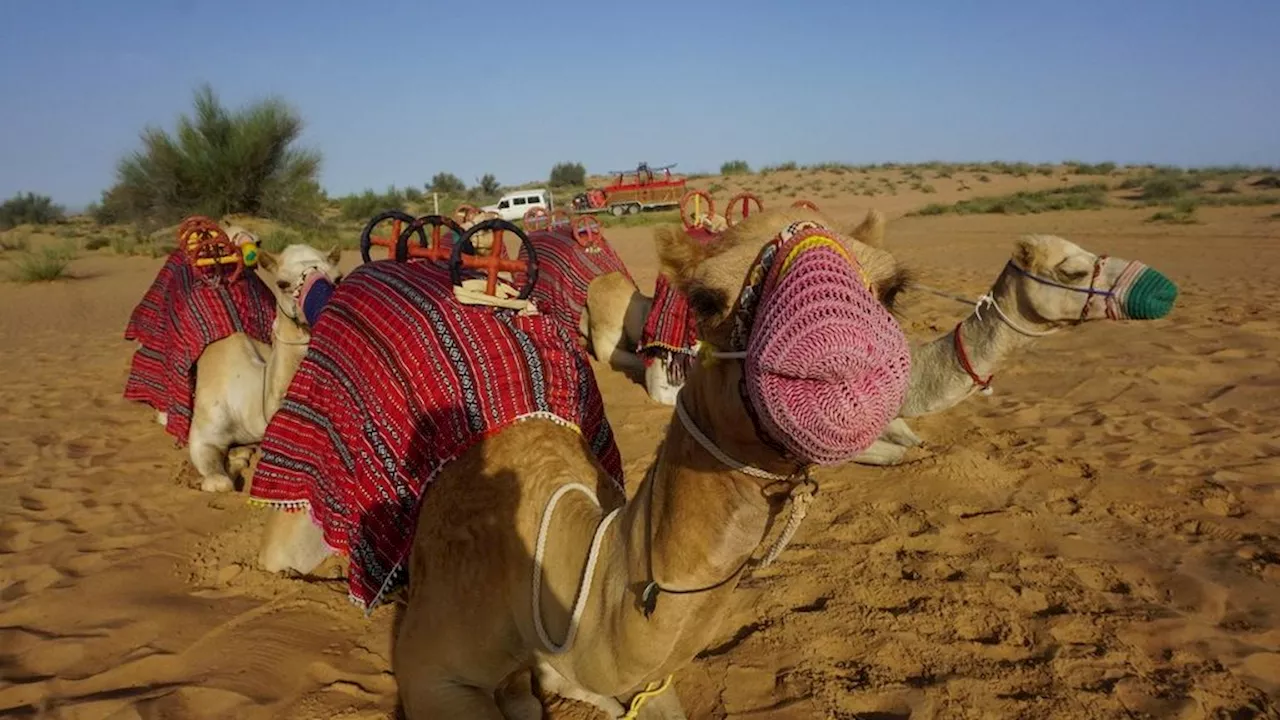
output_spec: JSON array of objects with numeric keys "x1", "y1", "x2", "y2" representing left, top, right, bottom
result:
[{"x1": 482, "y1": 188, "x2": 553, "y2": 222}]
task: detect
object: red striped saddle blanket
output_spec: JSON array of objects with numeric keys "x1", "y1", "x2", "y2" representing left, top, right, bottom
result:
[
  {"x1": 516, "y1": 229, "x2": 634, "y2": 333},
  {"x1": 123, "y1": 251, "x2": 276, "y2": 443},
  {"x1": 248, "y1": 259, "x2": 625, "y2": 610},
  {"x1": 637, "y1": 272, "x2": 700, "y2": 383}
]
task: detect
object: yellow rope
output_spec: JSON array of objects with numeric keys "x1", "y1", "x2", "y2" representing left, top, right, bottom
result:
[{"x1": 622, "y1": 675, "x2": 673, "y2": 719}]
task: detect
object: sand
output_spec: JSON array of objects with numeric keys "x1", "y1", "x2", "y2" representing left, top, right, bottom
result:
[{"x1": 1, "y1": 174, "x2": 1278, "y2": 719}]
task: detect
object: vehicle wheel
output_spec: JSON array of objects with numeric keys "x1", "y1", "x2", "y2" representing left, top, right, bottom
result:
[
  {"x1": 611, "y1": 204, "x2": 626, "y2": 217},
  {"x1": 627, "y1": 203, "x2": 642, "y2": 215}
]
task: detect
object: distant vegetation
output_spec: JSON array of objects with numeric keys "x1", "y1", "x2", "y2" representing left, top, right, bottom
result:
[
  {"x1": 720, "y1": 160, "x2": 751, "y2": 175},
  {"x1": 549, "y1": 162, "x2": 586, "y2": 188},
  {"x1": 911, "y1": 183, "x2": 1110, "y2": 216},
  {"x1": 1, "y1": 192, "x2": 65, "y2": 230}
]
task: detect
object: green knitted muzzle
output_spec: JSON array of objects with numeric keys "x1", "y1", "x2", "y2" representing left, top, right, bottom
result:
[{"x1": 1120, "y1": 265, "x2": 1178, "y2": 320}]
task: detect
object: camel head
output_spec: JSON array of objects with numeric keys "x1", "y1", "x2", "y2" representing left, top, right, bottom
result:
[
  {"x1": 459, "y1": 211, "x2": 503, "y2": 257},
  {"x1": 258, "y1": 244, "x2": 344, "y2": 324},
  {"x1": 999, "y1": 234, "x2": 1178, "y2": 326},
  {"x1": 655, "y1": 205, "x2": 914, "y2": 465}
]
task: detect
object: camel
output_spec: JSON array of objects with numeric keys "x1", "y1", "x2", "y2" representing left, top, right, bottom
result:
[
  {"x1": 851, "y1": 233, "x2": 1179, "y2": 466},
  {"x1": 252, "y1": 205, "x2": 913, "y2": 718},
  {"x1": 188, "y1": 243, "x2": 342, "y2": 492}
]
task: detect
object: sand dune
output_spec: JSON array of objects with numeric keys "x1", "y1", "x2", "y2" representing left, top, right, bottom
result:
[{"x1": 1, "y1": 189, "x2": 1277, "y2": 718}]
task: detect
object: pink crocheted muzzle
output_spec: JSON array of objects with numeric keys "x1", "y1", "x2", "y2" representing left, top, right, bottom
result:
[{"x1": 729, "y1": 222, "x2": 911, "y2": 464}]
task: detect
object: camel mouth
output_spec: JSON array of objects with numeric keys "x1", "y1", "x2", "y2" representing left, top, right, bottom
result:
[
  {"x1": 1121, "y1": 266, "x2": 1178, "y2": 320},
  {"x1": 740, "y1": 224, "x2": 911, "y2": 464}
]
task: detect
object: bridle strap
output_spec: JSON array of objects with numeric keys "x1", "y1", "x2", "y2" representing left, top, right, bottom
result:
[{"x1": 951, "y1": 321, "x2": 993, "y2": 392}]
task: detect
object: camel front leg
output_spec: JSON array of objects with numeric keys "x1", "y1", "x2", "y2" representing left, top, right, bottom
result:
[{"x1": 644, "y1": 361, "x2": 681, "y2": 406}]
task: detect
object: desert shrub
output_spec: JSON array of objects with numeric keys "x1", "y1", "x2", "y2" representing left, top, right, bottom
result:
[
  {"x1": 1139, "y1": 172, "x2": 1202, "y2": 202},
  {"x1": 720, "y1": 160, "x2": 751, "y2": 175},
  {"x1": 0, "y1": 192, "x2": 65, "y2": 230},
  {"x1": 1252, "y1": 175, "x2": 1280, "y2": 190},
  {"x1": 0, "y1": 233, "x2": 31, "y2": 252},
  {"x1": 8, "y1": 243, "x2": 76, "y2": 282},
  {"x1": 96, "y1": 84, "x2": 324, "y2": 227},
  {"x1": 907, "y1": 183, "x2": 1109, "y2": 216},
  {"x1": 549, "y1": 162, "x2": 586, "y2": 188},
  {"x1": 402, "y1": 186, "x2": 423, "y2": 203},
  {"x1": 1066, "y1": 161, "x2": 1117, "y2": 175},
  {"x1": 84, "y1": 236, "x2": 111, "y2": 250},
  {"x1": 1147, "y1": 199, "x2": 1199, "y2": 224},
  {"x1": 337, "y1": 189, "x2": 407, "y2": 222},
  {"x1": 977, "y1": 174, "x2": 991, "y2": 183}
]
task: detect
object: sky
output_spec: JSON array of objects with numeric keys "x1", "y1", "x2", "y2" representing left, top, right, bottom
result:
[{"x1": 1, "y1": 0, "x2": 1277, "y2": 209}]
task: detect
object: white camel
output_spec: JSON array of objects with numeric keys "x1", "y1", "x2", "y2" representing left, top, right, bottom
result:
[
  {"x1": 852, "y1": 233, "x2": 1179, "y2": 466},
  {"x1": 188, "y1": 243, "x2": 343, "y2": 492}
]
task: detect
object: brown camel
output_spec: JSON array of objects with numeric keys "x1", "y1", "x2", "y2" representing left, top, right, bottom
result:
[{"x1": 256, "y1": 206, "x2": 912, "y2": 718}]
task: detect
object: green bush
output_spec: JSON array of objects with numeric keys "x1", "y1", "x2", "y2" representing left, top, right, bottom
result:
[
  {"x1": 549, "y1": 162, "x2": 586, "y2": 187},
  {"x1": 7, "y1": 243, "x2": 76, "y2": 282},
  {"x1": 0, "y1": 192, "x2": 65, "y2": 230},
  {"x1": 95, "y1": 84, "x2": 324, "y2": 227},
  {"x1": 336, "y1": 189, "x2": 407, "y2": 222},
  {"x1": 429, "y1": 172, "x2": 466, "y2": 195},
  {"x1": 720, "y1": 160, "x2": 751, "y2": 175}
]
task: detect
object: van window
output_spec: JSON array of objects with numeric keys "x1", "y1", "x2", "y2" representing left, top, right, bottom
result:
[
  {"x1": 498, "y1": 200, "x2": 509, "y2": 209},
  {"x1": 524, "y1": 196, "x2": 540, "y2": 205},
  {"x1": 513, "y1": 197, "x2": 527, "y2": 206}
]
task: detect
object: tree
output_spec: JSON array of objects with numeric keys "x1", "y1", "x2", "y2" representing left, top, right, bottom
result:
[
  {"x1": 95, "y1": 84, "x2": 324, "y2": 227},
  {"x1": 476, "y1": 173, "x2": 501, "y2": 196},
  {"x1": 0, "y1": 192, "x2": 65, "y2": 230},
  {"x1": 549, "y1": 162, "x2": 586, "y2": 187},
  {"x1": 429, "y1": 172, "x2": 467, "y2": 195}
]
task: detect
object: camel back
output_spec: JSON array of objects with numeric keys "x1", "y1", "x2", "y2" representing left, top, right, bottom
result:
[{"x1": 248, "y1": 260, "x2": 625, "y2": 611}]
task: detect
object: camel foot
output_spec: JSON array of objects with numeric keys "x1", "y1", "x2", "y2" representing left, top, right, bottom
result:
[
  {"x1": 228, "y1": 446, "x2": 255, "y2": 485},
  {"x1": 644, "y1": 362, "x2": 681, "y2": 406},
  {"x1": 155, "y1": 411, "x2": 168, "y2": 426},
  {"x1": 495, "y1": 669, "x2": 543, "y2": 720},
  {"x1": 258, "y1": 507, "x2": 332, "y2": 574},
  {"x1": 200, "y1": 475, "x2": 235, "y2": 493},
  {"x1": 534, "y1": 664, "x2": 625, "y2": 717},
  {"x1": 851, "y1": 439, "x2": 908, "y2": 467},
  {"x1": 882, "y1": 417, "x2": 923, "y2": 447}
]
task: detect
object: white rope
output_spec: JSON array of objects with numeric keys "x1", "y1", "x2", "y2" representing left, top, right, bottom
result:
[
  {"x1": 974, "y1": 293, "x2": 1060, "y2": 338},
  {"x1": 531, "y1": 483, "x2": 621, "y2": 654},
  {"x1": 675, "y1": 393, "x2": 790, "y2": 482}
]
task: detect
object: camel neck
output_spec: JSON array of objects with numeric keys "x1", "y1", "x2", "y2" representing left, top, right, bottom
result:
[
  {"x1": 264, "y1": 313, "x2": 311, "y2": 418},
  {"x1": 899, "y1": 278, "x2": 1041, "y2": 418}
]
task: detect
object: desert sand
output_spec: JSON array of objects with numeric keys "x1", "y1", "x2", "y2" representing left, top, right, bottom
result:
[{"x1": 1, "y1": 170, "x2": 1278, "y2": 719}]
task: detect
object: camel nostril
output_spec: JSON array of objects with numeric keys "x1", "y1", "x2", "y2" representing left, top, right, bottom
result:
[{"x1": 276, "y1": 280, "x2": 290, "y2": 290}]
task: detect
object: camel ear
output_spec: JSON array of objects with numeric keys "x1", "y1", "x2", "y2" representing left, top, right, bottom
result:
[
  {"x1": 326, "y1": 245, "x2": 342, "y2": 266},
  {"x1": 654, "y1": 225, "x2": 728, "y2": 319},
  {"x1": 846, "y1": 209, "x2": 886, "y2": 248},
  {"x1": 1013, "y1": 236, "x2": 1045, "y2": 271},
  {"x1": 258, "y1": 250, "x2": 278, "y2": 273}
]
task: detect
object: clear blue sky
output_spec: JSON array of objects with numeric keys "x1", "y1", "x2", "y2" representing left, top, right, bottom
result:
[{"x1": 1, "y1": 0, "x2": 1277, "y2": 208}]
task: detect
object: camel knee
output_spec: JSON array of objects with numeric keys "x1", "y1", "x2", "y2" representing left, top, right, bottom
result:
[
  {"x1": 258, "y1": 508, "x2": 331, "y2": 574},
  {"x1": 398, "y1": 676, "x2": 505, "y2": 720},
  {"x1": 189, "y1": 433, "x2": 234, "y2": 493}
]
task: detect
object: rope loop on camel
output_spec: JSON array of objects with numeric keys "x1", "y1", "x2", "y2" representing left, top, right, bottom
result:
[{"x1": 531, "y1": 483, "x2": 621, "y2": 654}]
